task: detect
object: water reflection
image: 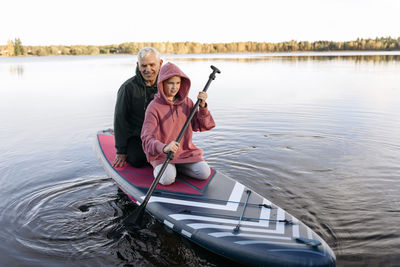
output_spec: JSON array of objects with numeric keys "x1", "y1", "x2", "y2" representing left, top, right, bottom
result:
[
  {"x1": 167, "y1": 52, "x2": 400, "y2": 64},
  {"x1": 9, "y1": 65, "x2": 24, "y2": 76},
  {"x1": 277, "y1": 54, "x2": 400, "y2": 63}
]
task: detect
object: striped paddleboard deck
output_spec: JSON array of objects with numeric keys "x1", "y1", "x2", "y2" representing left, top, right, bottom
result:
[{"x1": 95, "y1": 129, "x2": 336, "y2": 266}]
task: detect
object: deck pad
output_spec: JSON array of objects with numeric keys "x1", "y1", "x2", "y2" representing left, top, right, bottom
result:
[{"x1": 98, "y1": 133, "x2": 214, "y2": 195}]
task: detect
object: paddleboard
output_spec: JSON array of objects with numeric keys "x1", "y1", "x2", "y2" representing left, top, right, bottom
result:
[{"x1": 94, "y1": 129, "x2": 336, "y2": 266}]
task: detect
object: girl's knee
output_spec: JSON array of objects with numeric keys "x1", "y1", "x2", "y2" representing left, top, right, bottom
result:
[
  {"x1": 190, "y1": 162, "x2": 211, "y2": 180},
  {"x1": 159, "y1": 174, "x2": 175, "y2": 185},
  {"x1": 154, "y1": 164, "x2": 176, "y2": 185},
  {"x1": 175, "y1": 162, "x2": 211, "y2": 180},
  {"x1": 197, "y1": 167, "x2": 211, "y2": 180}
]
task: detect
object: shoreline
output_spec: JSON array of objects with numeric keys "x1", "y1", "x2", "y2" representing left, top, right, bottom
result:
[
  {"x1": 1, "y1": 50, "x2": 400, "y2": 60},
  {"x1": 2, "y1": 37, "x2": 400, "y2": 57}
]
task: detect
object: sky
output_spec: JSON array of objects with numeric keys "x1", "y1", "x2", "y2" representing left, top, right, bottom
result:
[{"x1": 1, "y1": 0, "x2": 400, "y2": 46}]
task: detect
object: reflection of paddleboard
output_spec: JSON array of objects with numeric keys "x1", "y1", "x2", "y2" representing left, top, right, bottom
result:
[{"x1": 94, "y1": 129, "x2": 336, "y2": 266}]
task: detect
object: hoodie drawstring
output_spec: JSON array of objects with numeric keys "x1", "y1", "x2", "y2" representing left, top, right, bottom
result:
[
  {"x1": 168, "y1": 104, "x2": 181, "y2": 123},
  {"x1": 170, "y1": 105, "x2": 174, "y2": 122}
]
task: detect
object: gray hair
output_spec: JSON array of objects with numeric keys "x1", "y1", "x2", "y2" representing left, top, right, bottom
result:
[{"x1": 137, "y1": 47, "x2": 160, "y2": 63}]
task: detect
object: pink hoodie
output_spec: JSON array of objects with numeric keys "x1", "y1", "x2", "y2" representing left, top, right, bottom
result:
[{"x1": 141, "y1": 62, "x2": 216, "y2": 167}]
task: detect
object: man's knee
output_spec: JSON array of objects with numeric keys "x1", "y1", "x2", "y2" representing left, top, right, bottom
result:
[
  {"x1": 127, "y1": 157, "x2": 147, "y2": 168},
  {"x1": 126, "y1": 137, "x2": 147, "y2": 167}
]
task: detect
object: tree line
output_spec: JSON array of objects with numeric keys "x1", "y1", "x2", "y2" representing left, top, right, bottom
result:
[{"x1": 1, "y1": 37, "x2": 399, "y2": 57}]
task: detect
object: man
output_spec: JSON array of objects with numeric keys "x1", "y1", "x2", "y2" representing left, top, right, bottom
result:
[{"x1": 112, "y1": 47, "x2": 163, "y2": 168}]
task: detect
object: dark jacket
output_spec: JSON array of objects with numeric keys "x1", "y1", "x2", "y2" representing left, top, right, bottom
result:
[{"x1": 114, "y1": 67, "x2": 158, "y2": 154}]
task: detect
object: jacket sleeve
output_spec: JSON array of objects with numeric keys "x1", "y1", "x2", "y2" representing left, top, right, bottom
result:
[
  {"x1": 191, "y1": 102, "x2": 216, "y2": 132},
  {"x1": 141, "y1": 108, "x2": 166, "y2": 158},
  {"x1": 114, "y1": 86, "x2": 130, "y2": 154}
]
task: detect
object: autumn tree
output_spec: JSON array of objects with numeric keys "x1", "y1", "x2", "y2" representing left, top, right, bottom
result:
[
  {"x1": 13, "y1": 38, "x2": 25, "y2": 56},
  {"x1": 7, "y1": 40, "x2": 14, "y2": 56}
]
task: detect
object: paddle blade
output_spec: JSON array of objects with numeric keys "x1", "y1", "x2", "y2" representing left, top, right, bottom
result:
[{"x1": 124, "y1": 203, "x2": 147, "y2": 228}]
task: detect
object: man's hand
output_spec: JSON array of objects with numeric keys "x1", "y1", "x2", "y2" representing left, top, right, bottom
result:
[{"x1": 112, "y1": 154, "x2": 127, "y2": 168}]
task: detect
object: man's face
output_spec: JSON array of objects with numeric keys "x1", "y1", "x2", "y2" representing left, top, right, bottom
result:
[{"x1": 137, "y1": 52, "x2": 162, "y2": 86}]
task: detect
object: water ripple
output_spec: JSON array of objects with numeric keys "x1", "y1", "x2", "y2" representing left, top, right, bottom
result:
[{"x1": 0, "y1": 175, "x2": 236, "y2": 266}]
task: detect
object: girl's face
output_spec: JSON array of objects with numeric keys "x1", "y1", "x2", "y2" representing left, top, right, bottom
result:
[{"x1": 163, "y1": 76, "x2": 181, "y2": 101}]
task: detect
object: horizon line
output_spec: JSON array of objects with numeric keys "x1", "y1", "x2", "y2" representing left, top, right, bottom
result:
[{"x1": 2, "y1": 36, "x2": 400, "y2": 47}]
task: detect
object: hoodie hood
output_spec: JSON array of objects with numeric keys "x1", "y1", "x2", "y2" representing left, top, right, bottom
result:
[{"x1": 155, "y1": 62, "x2": 191, "y2": 105}]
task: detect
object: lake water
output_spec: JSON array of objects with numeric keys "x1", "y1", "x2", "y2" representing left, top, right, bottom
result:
[{"x1": 0, "y1": 52, "x2": 399, "y2": 266}]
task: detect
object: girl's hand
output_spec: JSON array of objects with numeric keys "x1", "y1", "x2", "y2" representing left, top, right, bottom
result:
[
  {"x1": 198, "y1": 91, "x2": 208, "y2": 108},
  {"x1": 163, "y1": 141, "x2": 180, "y2": 153}
]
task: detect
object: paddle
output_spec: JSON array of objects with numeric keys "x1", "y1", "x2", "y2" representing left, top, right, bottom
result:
[{"x1": 128, "y1": 65, "x2": 221, "y2": 226}]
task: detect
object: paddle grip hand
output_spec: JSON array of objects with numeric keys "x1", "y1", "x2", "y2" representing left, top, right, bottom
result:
[
  {"x1": 197, "y1": 91, "x2": 208, "y2": 108},
  {"x1": 163, "y1": 141, "x2": 180, "y2": 154}
]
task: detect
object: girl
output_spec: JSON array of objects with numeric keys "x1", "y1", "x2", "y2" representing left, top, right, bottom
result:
[{"x1": 141, "y1": 62, "x2": 215, "y2": 185}]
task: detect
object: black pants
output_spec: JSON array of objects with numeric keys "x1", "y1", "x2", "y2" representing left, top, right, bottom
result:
[{"x1": 126, "y1": 137, "x2": 147, "y2": 168}]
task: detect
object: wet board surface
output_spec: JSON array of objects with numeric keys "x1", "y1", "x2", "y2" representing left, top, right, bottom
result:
[{"x1": 95, "y1": 129, "x2": 336, "y2": 266}]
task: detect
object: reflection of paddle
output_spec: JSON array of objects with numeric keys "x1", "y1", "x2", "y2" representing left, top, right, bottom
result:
[{"x1": 128, "y1": 65, "x2": 221, "y2": 226}]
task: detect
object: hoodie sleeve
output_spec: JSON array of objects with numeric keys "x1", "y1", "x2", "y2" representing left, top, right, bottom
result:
[
  {"x1": 141, "y1": 107, "x2": 166, "y2": 158},
  {"x1": 191, "y1": 101, "x2": 216, "y2": 132}
]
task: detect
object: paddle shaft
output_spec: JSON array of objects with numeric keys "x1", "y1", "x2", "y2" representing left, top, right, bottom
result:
[{"x1": 132, "y1": 65, "x2": 221, "y2": 223}]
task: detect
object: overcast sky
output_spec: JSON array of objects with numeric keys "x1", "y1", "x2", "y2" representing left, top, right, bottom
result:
[{"x1": 1, "y1": 0, "x2": 399, "y2": 46}]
